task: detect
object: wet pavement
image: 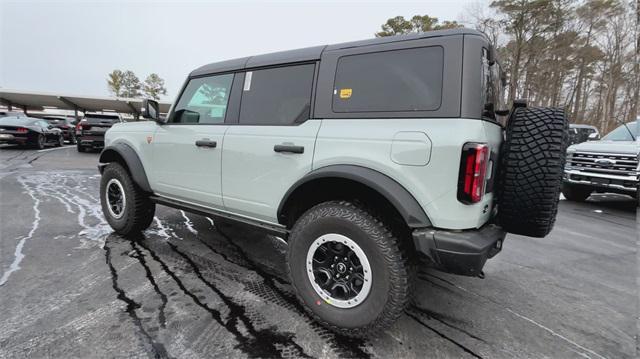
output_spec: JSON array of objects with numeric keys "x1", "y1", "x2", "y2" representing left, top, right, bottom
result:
[{"x1": 0, "y1": 144, "x2": 636, "y2": 358}]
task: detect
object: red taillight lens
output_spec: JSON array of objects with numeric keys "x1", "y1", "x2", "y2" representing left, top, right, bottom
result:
[
  {"x1": 457, "y1": 143, "x2": 490, "y2": 204},
  {"x1": 16, "y1": 127, "x2": 28, "y2": 133},
  {"x1": 80, "y1": 123, "x2": 90, "y2": 130}
]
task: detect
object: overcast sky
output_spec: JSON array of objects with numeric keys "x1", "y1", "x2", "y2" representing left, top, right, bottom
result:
[{"x1": 1, "y1": 0, "x2": 484, "y2": 101}]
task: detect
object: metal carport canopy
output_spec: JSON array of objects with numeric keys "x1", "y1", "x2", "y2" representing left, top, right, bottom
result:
[{"x1": 0, "y1": 89, "x2": 171, "y2": 114}]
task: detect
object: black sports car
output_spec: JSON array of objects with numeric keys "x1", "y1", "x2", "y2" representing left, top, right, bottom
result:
[
  {"x1": 0, "y1": 116, "x2": 65, "y2": 149},
  {"x1": 43, "y1": 116, "x2": 78, "y2": 144}
]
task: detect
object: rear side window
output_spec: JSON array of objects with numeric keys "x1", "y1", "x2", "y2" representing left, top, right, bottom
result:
[
  {"x1": 332, "y1": 46, "x2": 443, "y2": 113},
  {"x1": 85, "y1": 115, "x2": 120, "y2": 124},
  {"x1": 171, "y1": 73, "x2": 234, "y2": 124},
  {"x1": 239, "y1": 64, "x2": 315, "y2": 125}
]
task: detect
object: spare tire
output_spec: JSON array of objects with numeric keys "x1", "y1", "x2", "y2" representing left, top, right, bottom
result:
[{"x1": 496, "y1": 107, "x2": 568, "y2": 237}]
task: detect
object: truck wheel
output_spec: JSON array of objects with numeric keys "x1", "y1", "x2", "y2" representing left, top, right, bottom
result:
[
  {"x1": 100, "y1": 162, "x2": 155, "y2": 236},
  {"x1": 497, "y1": 107, "x2": 569, "y2": 238},
  {"x1": 287, "y1": 200, "x2": 411, "y2": 338},
  {"x1": 561, "y1": 183, "x2": 591, "y2": 202}
]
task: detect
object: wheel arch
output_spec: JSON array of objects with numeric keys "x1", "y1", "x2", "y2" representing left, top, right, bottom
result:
[
  {"x1": 98, "y1": 143, "x2": 152, "y2": 193},
  {"x1": 277, "y1": 165, "x2": 431, "y2": 230}
]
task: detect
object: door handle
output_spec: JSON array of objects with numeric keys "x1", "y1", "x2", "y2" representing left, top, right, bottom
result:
[
  {"x1": 274, "y1": 144, "x2": 304, "y2": 154},
  {"x1": 195, "y1": 140, "x2": 217, "y2": 148}
]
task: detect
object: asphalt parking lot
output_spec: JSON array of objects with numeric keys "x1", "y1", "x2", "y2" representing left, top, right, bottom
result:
[{"x1": 0, "y1": 144, "x2": 636, "y2": 358}]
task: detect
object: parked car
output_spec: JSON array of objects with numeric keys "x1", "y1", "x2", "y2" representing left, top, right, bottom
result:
[
  {"x1": 97, "y1": 28, "x2": 568, "y2": 337},
  {"x1": 0, "y1": 116, "x2": 64, "y2": 148},
  {"x1": 562, "y1": 119, "x2": 639, "y2": 202},
  {"x1": 43, "y1": 116, "x2": 78, "y2": 144},
  {"x1": 569, "y1": 124, "x2": 599, "y2": 145},
  {"x1": 76, "y1": 113, "x2": 123, "y2": 152}
]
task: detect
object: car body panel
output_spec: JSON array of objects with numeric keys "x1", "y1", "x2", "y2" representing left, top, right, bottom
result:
[
  {"x1": 221, "y1": 120, "x2": 321, "y2": 221},
  {"x1": 313, "y1": 118, "x2": 502, "y2": 229},
  {"x1": 152, "y1": 124, "x2": 228, "y2": 209}
]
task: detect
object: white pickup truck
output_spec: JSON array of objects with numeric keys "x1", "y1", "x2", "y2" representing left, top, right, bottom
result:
[{"x1": 562, "y1": 120, "x2": 639, "y2": 203}]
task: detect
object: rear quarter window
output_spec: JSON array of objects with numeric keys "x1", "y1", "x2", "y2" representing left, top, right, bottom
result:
[
  {"x1": 85, "y1": 116, "x2": 120, "y2": 124},
  {"x1": 332, "y1": 46, "x2": 443, "y2": 113}
]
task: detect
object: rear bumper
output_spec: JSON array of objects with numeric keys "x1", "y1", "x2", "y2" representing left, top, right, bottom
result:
[
  {"x1": 412, "y1": 224, "x2": 505, "y2": 277},
  {"x1": 0, "y1": 134, "x2": 29, "y2": 144},
  {"x1": 79, "y1": 136, "x2": 105, "y2": 148}
]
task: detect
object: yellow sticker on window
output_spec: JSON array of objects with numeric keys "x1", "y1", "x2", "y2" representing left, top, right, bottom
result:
[{"x1": 339, "y1": 88, "x2": 352, "y2": 99}]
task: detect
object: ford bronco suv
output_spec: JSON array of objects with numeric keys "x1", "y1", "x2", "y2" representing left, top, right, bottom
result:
[{"x1": 98, "y1": 29, "x2": 568, "y2": 337}]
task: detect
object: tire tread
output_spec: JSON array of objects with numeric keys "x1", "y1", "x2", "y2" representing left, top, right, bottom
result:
[{"x1": 287, "y1": 200, "x2": 411, "y2": 338}]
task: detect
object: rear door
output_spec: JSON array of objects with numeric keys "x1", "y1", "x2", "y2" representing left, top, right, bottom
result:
[
  {"x1": 221, "y1": 63, "x2": 319, "y2": 222},
  {"x1": 151, "y1": 73, "x2": 237, "y2": 209}
]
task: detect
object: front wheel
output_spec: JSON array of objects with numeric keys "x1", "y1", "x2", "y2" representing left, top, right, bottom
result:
[
  {"x1": 287, "y1": 201, "x2": 411, "y2": 338},
  {"x1": 561, "y1": 183, "x2": 592, "y2": 202},
  {"x1": 100, "y1": 162, "x2": 155, "y2": 236},
  {"x1": 69, "y1": 133, "x2": 77, "y2": 145},
  {"x1": 56, "y1": 134, "x2": 64, "y2": 147}
]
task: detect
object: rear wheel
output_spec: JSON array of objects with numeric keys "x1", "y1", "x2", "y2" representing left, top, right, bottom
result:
[
  {"x1": 56, "y1": 134, "x2": 64, "y2": 147},
  {"x1": 561, "y1": 183, "x2": 592, "y2": 202},
  {"x1": 287, "y1": 200, "x2": 411, "y2": 338},
  {"x1": 34, "y1": 134, "x2": 46, "y2": 149},
  {"x1": 100, "y1": 162, "x2": 155, "y2": 236},
  {"x1": 77, "y1": 143, "x2": 85, "y2": 152}
]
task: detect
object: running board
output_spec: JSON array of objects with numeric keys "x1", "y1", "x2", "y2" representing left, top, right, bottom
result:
[{"x1": 149, "y1": 195, "x2": 289, "y2": 238}]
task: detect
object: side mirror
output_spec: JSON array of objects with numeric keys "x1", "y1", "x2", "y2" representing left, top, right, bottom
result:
[
  {"x1": 141, "y1": 99, "x2": 162, "y2": 123},
  {"x1": 587, "y1": 132, "x2": 600, "y2": 141}
]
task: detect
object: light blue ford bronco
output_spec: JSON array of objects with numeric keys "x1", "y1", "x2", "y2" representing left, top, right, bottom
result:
[{"x1": 98, "y1": 29, "x2": 568, "y2": 337}]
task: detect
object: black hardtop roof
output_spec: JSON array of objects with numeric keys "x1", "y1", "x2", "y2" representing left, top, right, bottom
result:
[{"x1": 190, "y1": 28, "x2": 484, "y2": 77}]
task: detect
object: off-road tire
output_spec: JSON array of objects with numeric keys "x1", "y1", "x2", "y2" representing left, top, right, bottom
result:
[
  {"x1": 497, "y1": 107, "x2": 569, "y2": 237},
  {"x1": 100, "y1": 162, "x2": 155, "y2": 236},
  {"x1": 287, "y1": 200, "x2": 411, "y2": 338},
  {"x1": 561, "y1": 183, "x2": 591, "y2": 202}
]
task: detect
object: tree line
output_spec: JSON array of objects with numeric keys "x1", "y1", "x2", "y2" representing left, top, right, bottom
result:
[
  {"x1": 107, "y1": 70, "x2": 167, "y2": 100},
  {"x1": 377, "y1": 0, "x2": 639, "y2": 134}
]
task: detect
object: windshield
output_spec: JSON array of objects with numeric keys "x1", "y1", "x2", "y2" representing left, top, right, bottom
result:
[{"x1": 601, "y1": 122, "x2": 638, "y2": 141}]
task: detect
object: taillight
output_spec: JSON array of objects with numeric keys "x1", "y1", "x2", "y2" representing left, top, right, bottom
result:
[
  {"x1": 16, "y1": 127, "x2": 28, "y2": 133},
  {"x1": 457, "y1": 143, "x2": 489, "y2": 204}
]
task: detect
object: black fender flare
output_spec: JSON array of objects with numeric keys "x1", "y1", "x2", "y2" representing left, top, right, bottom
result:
[
  {"x1": 98, "y1": 143, "x2": 152, "y2": 192},
  {"x1": 278, "y1": 164, "x2": 431, "y2": 228}
]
